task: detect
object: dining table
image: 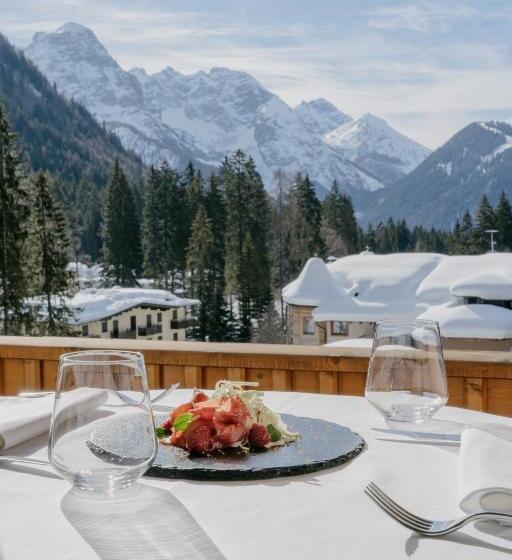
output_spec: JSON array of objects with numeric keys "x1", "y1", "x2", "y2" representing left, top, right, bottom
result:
[{"x1": 1, "y1": 389, "x2": 512, "y2": 560}]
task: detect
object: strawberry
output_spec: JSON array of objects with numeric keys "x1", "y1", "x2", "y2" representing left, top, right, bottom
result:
[
  {"x1": 248, "y1": 424, "x2": 271, "y2": 448},
  {"x1": 192, "y1": 391, "x2": 208, "y2": 404},
  {"x1": 160, "y1": 417, "x2": 173, "y2": 432},
  {"x1": 185, "y1": 423, "x2": 211, "y2": 453}
]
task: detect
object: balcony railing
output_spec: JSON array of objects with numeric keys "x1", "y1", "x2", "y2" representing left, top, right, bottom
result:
[
  {"x1": 110, "y1": 329, "x2": 137, "y2": 339},
  {"x1": 138, "y1": 324, "x2": 162, "y2": 337},
  {"x1": 0, "y1": 336, "x2": 511, "y2": 416},
  {"x1": 171, "y1": 319, "x2": 193, "y2": 330}
]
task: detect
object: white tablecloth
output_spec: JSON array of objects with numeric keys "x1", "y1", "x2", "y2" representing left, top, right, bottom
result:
[{"x1": 1, "y1": 390, "x2": 512, "y2": 559}]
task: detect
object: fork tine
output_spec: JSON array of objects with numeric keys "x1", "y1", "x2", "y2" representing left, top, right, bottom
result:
[
  {"x1": 364, "y1": 487, "x2": 424, "y2": 531},
  {"x1": 365, "y1": 485, "x2": 431, "y2": 531},
  {"x1": 368, "y1": 483, "x2": 433, "y2": 526}
]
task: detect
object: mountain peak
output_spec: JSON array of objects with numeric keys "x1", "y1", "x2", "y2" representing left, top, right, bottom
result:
[
  {"x1": 359, "y1": 112, "x2": 387, "y2": 127},
  {"x1": 56, "y1": 22, "x2": 94, "y2": 36},
  {"x1": 295, "y1": 98, "x2": 351, "y2": 135}
]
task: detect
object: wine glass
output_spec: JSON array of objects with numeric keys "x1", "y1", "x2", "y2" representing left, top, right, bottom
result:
[
  {"x1": 365, "y1": 320, "x2": 448, "y2": 423},
  {"x1": 49, "y1": 351, "x2": 157, "y2": 493}
]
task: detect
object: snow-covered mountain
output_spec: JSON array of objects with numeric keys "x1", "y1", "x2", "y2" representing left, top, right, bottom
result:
[
  {"x1": 324, "y1": 113, "x2": 431, "y2": 185},
  {"x1": 364, "y1": 121, "x2": 512, "y2": 228},
  {"x1": 25, "y1": 23, "x2": 428, "y2": 200}
]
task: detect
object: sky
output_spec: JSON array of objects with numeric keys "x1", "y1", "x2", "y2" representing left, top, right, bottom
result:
[{"x1": 2, "y1": 0, "x2": 512, "y2": 148}]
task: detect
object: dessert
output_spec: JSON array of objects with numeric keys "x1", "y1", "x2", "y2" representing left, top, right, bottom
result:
[{"x1": 156, "y1": 380, "x2": 299, "y2": 453}]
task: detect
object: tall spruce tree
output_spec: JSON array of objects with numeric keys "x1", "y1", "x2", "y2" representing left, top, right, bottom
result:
[
  {"x1": 321, "y1": 181, "x2": 359, "y2": 256},
  {"x1": 81, "y1": 183, "x2": 102, "y2": 261},
  {"x1": 496, "y1": 191, "x2": 512, "y2": 251},
  {"x1": 27, "y1": 172, "x2": 72, "y2": 334},
  {"x1": 142, "y1": 166, "x2": 163, "y2": 280},
  {"x1": 474, "y1": 194, "x2": 496, "y2": 252},
  {"x1": 101, "y1": 160, "x2": 142, "y2": 286},
  {"x1": 0, "y1": 104, "x2": 29, "y2": 334},
  {"x1": 187, "y1": 205, "x2": 214, "y2": 340},
  {"x1": 289, "y1": 174, "x2": 325, "y2": 276},
  {"x1": 160, "y1": 162, "x2": 188, "y2": 291},
  {"x1": 222, "y1": 151, "x2": 272, "y2": 334}
]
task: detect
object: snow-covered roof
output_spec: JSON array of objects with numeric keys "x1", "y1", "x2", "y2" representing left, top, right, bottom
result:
[
  {"x1": 282, "y1": 257, "x2": 345, "y2": 307},
  {"x1": 450, "y1": 271, "x2": 512, "y2": 300},
  {"x1": 284, "y1": 253, "x2": 512, "y2": 339},
  {"x1": 418, "y1": 304, "x2": 512, "y2": 339},
  {"x1": 67, "y1": 288, "x2": 199, "y2": 325},
  {"x1": 416, "y1": 253, "x2": 512, "y2": 303},
  {"x1": 324, "y1": 338, "x2": 373, "y2": 348}
]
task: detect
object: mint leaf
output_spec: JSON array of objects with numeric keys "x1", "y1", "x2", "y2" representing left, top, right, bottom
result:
[
  {"x1": 155, "y1": 427, "x2": 168, "y2": 439},
  {"x1": 267, "y1": 424, "x2": 281, "y2": 443},
  {"x1": 173, "y1": 413, "x2": 195, "y2": 432}
]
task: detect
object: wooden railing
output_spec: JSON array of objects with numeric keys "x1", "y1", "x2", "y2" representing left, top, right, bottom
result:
[{"x1": 0, "y1": 336, "x2": 511, "y2": 415}]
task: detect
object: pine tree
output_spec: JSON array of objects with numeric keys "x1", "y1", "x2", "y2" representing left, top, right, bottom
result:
[
  {"x1": 496, "y1": 191, "x2": 512, "y2": 251},
  {"x1": 160, "y1": 162, "x2": 188, "y2": 291},
  {"x1": 101, "y1": 160, "x2": 142, "y2": 286},
  {"x1": 142, "y1": 166, "x2": 163, "y2": 280},
  {"x1": 251, "y1": 304, "x2": 287, "y2": 343},
  {"x1": 0, "y1": 104, "x2": 29, "y2": 334},
  {"x1": 81, "y1": 183, "x2": 102, "y2": 261},
  {"x1": 187, "y1": 205, "x2": 214, "y2": 340},
  {"x1": 474, "y1": 194, "x2": 496, "y2": 252},
  {"x1": 204, "y1": 174, "x2": 229, "y2": 341},
  {"x1": 321, "y1": 181, "x2": 359, "y2": 256},
  {"x1": 289, "y1": 174, "x2": 325, "y2": 275},
  {"x1": 26, "y1": 172, "x2": 72, "y2": 334}
]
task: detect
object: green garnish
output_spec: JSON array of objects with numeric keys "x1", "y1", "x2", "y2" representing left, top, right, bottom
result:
[
  {"x1": 267, "y1": 424, "x2": 281, "y2": 442},
  {"x1": 155, "y1": 427, "x2": 168, "y2": 439},
  {"x1": 173, "y1": 412, "x2": 195, "y2": 432}
]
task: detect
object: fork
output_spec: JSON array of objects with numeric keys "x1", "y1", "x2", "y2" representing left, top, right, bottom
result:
[{"x1": 364, "y1": 482, "x2": 512, "y2": 536}]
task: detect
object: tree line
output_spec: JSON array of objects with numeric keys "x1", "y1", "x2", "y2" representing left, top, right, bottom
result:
[{"x1": 1, "y1": 100, "x2": 511, "y2": 340}]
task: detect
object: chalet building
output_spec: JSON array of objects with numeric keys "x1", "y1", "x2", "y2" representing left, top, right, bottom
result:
[
  {"x1": 66, "y1": 288, "x2": 199, "y2": 341},
  {"x1": 283, "y1": 252, "x2": 512, "y2": 351}
]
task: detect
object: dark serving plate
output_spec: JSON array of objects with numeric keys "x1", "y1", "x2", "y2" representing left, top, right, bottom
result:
[{"x1": 87, "y1": 413, "x2": 365, "y2": 481}]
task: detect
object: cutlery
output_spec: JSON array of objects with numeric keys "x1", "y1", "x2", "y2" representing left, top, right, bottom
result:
[
  {"x1": 18, "y1": 383, "x2": 180, "y2": 406},
  {"x1": 371, "y1": 427, "x2": 461, "y2": 442},
  {"x1": 374, "y1": 437, "x2": 460, "y2": 447},
  {"x1": 365, "y1": 482, "x2": 512, "y2": 536},
  {"x1": 0, "y1": 455, "x2": 51, "y2": 466},
  {"x1": 151, "y1": 404, "x2": 174, "y2": 414}
]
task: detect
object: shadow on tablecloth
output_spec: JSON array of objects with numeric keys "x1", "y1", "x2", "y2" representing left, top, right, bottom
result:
[{"x1": 61, "y1": 484, "x2": 226, "y2": 560}]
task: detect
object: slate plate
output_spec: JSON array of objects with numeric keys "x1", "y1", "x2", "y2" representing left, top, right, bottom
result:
[{"x1": 87, "y1": 413, "x2": 365, "y2": 481}]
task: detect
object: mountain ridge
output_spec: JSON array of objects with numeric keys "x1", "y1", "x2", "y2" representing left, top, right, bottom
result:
[{"x1": 24, "y1": 22, "x2": 429, "y2": 201}]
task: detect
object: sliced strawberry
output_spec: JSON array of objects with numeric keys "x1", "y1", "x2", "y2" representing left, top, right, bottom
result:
[
  {"x1": 192, "y1": 390, "x2": 208, "y2": 404},
  {"x1": 185, "y1": 422, "x2": 212, "y2": 453}
]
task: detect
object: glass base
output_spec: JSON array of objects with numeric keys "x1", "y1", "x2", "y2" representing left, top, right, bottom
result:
[
  {"x1": 386, "y1": 404, "x2": 435, "y2": 424},
  {"x1": 69, "y1": 467, "x2": 146, "y2": 494}
]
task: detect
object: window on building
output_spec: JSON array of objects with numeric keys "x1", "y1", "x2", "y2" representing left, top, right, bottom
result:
[
  {"x1": 82, "y1": 324, "x2": 89, "y2": 336},
  {"x1": 130, "y1": 316, "x2": 136, "y2": 331},
  {"x1": 101, "y1": 321, "x2": 108, "y2": 333},
  {"x1": 157, "y1": 312, "x2": 162, "y2": 323},
  {"x1": 172, "y1": 309, "x2": 178, "y2": 320},
  {"x1": 331, "y1": 321, "x2": 349, "y2": 336},
  {"x1": 112, "y1": 320, "x2": 119, "y2": 337},
  {"x1": 302, "y1": 316, "x2": 315, "y2": 335},
  {"x1": 173, "y1": 332, "x2": 178, "y2": 341},
  {"x1": 146, "y1": 314, "x2": 152, "y2": 327},
  {"x1": 158, "y1": 336, "x2": 162, "y2": 340}
]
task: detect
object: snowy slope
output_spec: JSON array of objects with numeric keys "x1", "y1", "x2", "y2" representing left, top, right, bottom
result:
[
  {"x1": 324, "y1": 113, "x2": 431, "y2": 185},
  {"x1": 24, "y1": 23, "x2": 427, "y2": 199},
  {"x1": 294, "y1": 98, "x2": 351, "y2": 135}
]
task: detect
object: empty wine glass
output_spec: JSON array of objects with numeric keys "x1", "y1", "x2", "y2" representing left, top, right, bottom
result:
[
  {"x1": 49, "y1": 351, "x2": 157, "y2": 493},
  {"x1": 365, "y1": 320, "x2": 448, "y2": 423}
]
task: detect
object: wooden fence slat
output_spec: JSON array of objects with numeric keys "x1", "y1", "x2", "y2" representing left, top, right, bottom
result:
[
  {"x1": 184, "y1": 366, "x2": 202, "y2": 388},
  {"x1": 464, "y1": 378, "x2": 486, "y2": 411},
  {"x1": 227, "y1": 367, "x2": 246, "y2": 382},
  {"x1": 23, "y1": 359, "x2": 41, "y2": 390},
  {"x1": 146, "y1": 364, "x2": 161, "y2": 389},
  {"x1": 319, "y1": 371, "x2": 338, "y2": 394},
  {"x1": 272, "y1": 369, "x2": 291, "y2": 391}
]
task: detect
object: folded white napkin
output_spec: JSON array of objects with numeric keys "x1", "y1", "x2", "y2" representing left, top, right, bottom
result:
[
  {"x1": 459, "y1": 422, "x2": 512, "y2": 513},
  {"x1": 0, "y1": 388, "x2": 107, "y2": 451}
]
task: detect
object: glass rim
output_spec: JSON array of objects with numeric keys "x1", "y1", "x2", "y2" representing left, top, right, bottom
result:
[{"x1": 59, "y1": 350, "x2": 143, "y2": 365}]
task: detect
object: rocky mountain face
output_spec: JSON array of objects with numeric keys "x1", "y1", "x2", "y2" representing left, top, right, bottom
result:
[
  {"x1": 24, "y1": 23, "x2": 429, "y2": 201},
  {"x1": 364, "y1": 121, "x2": 512, "y2": 228},
  {"x1": 0, "y1": 31, "x2": 143, "y2": 189},
  {"x1": 324, "y1": 113, "x2": 430, "y2": 186}
]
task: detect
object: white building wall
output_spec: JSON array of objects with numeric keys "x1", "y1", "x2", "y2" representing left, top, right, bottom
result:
[{"x1": 74, "y1": 306, "x2": 190, "y2": 341}]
